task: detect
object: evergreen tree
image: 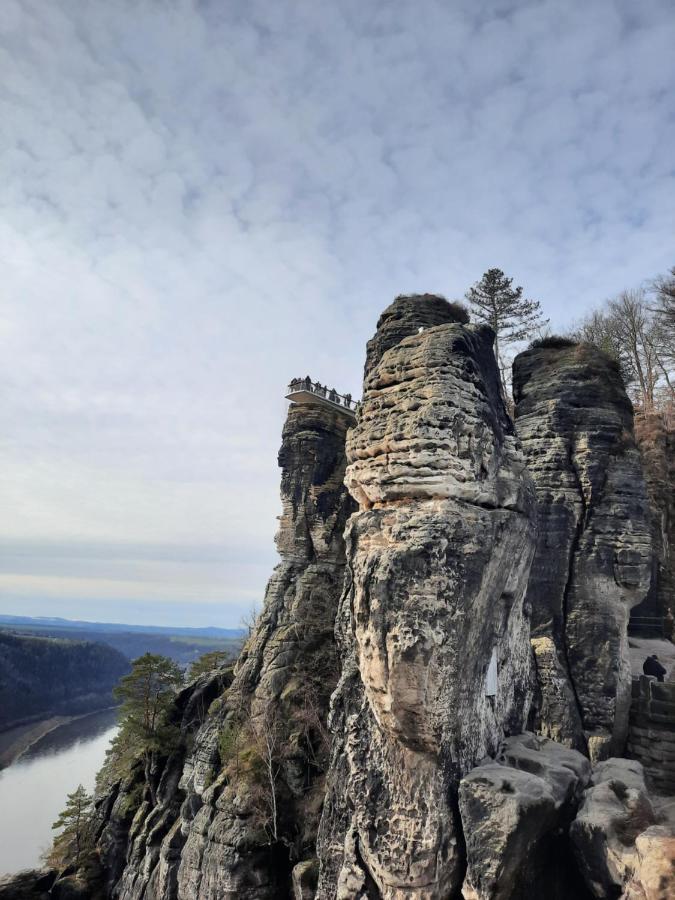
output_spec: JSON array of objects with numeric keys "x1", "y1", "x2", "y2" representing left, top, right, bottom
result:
[
  {"x1": 187, "y1": 649, "x2": 231, "y2": 681},
  {"x1": 465, "y1": 268, "x2": 548, "y2": 393},
  {"x1": 50, "y1": 784, "x2": 93, "y2": 868},
  {"x1": 113, "y1": 653, "x2": 183, "y2": 802}
]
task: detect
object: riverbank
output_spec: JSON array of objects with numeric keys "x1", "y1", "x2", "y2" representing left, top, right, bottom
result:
[{"x1": 0, "y1": 707, "x2": 118, "y2": 770}]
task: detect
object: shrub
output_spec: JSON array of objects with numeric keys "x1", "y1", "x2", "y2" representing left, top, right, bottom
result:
[{"x1": 529, "y1": 335, "x2": 577, "y2": 349}]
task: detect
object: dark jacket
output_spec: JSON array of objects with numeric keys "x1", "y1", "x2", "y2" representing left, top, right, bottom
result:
[{"x1": 643, "y1": 656, "x2": 667, "y2": 681}]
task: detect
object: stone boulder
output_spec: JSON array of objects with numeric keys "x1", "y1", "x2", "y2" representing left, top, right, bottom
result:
[
  {"x1": 513, "y1": 342, "x2": 652, "y2": 760},
  {"x1": 317, "y1": 295, "x2": 538, "y2": 899},
  {"x1": 0, "y1": 871, "x2": 55, "y2": 900},
  {"x1": 459, "y1": 733, "x2": 590, "y2": 900},
  {"x1": 624, "y1": 826, "x2": 675, "y2": 900},
  {"x1": 571, "y1": 758, "x2": 658, "y2": 898}
]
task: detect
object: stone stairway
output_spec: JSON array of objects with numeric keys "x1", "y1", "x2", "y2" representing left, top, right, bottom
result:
[{"x1": 627, "y1": 675, "x2": 675, "y2": 795}]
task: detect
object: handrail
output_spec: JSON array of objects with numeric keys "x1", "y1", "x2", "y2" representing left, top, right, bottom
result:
[{"x1": 287, "y1": 377, "x2": 358, "y2": 411}]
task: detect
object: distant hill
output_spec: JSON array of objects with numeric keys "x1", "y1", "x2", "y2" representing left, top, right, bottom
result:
[
  {"x1": 0, "y1": 614, "x2": 245, "y2": 638},
  {"x1": 0, "y1": 632, "x2": 130, "y2": 730},
  {"x1": 0, "y1": 615, "x2": 245, "y2": 667}
]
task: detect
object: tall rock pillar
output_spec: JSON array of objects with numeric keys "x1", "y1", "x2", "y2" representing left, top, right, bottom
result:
[
  {"x1": 174, "y1": 400, "x2": 355, "y2": 900},
  {"x1": 513, "y1": 342, "x2": 652, "y2": 762},
  {"x1": 317, "y1": 296, "x2": 537, "y2": 899}
]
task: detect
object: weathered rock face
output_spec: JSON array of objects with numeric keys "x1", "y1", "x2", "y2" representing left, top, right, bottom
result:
[
  {"x1": 95, "y1": 670, "x2": 231, "y2": 900},
  {"x1": 174, "y1": 401, "x2": 355, "y2": 900},
  {"x1": 624, "y1": 825, "x2": 675, "y2": 900},
  {"x1": 571, "y1": 757, "x2": 656, "y2": 898},
  {"x1": 317, "y1": 295, "x2": 538, "y2": 898},
  {"x1": 87, "y1": 399, "x2": 354, "y2": 900},
  {"x1": 459, "y1": 733, "x2": 591, "y2": 900},
  {"x1": 363, "y1": 292, "x2": 470, "y2": 377},
  {"x1": 632, "y1": 411, "x2": 675, "y2": 624},
  {"x1": 513, "y1": 343, "x2": 652, "y2": 761},
  {"x1": 627, "y1": 676, "x2": 675, "y2": 796}
]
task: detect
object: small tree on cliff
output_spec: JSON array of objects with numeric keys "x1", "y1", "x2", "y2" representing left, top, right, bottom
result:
[
  {"x1": 113, "y1": 653, "x2": 183, "y2": 803},
  {"x1": 187, "y1": 649, "x2": 232, "y2": 681},
  {"x1": 50, "y1": 784, "x2": 94, "y2": 868},
  {"x1": 465, "y1": 268, "x2": 548, "y2": 394}
]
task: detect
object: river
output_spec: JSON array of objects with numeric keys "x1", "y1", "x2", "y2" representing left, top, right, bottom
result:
[{"x1": 0, "y1": 707, "x2": 119, "y2": 877}]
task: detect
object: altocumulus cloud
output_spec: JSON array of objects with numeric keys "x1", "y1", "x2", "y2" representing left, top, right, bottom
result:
[{"x1": 1, "y1": 0, "x2": 674, "y2": 625}]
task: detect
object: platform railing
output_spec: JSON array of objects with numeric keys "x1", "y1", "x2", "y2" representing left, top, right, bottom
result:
[
  {"x1": 287, "y1": 377, "x2": 358, "y2": 411},
  {"x1": 628, "y1": 616, "x2": 667, "y2": 638}
]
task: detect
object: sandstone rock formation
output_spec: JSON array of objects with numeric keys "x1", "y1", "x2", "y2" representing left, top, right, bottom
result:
[
  {"x1": 624, "y1": 825, "x2": 675, "y2": 900},
  {"x1": 174, "y1": 400, "x2": 355, "y2": 900},
  {"x1": 632, "y1": 411, "x2": 675, "y2": 626},
  {"x1": 571, "y1": 757, "x2": 656, "y2": 898},
  {"x1": 513, "y1": 342, "x2": 652, "y2": 761},
  {"x1": 627, "y1": 676, "x2": 675, "y2": 795},
  {"x1": 317, "y1": 295, "x2": 538, "y2": 898},
  {"x1": 459, "y1": 733, "x2": 590, "y2": 900},
  {"x1": 12, "y1": 297, "x2": 667, "y2": 900},
  {"x1": 88, "y1": 398, "x2": 354, "y2": 900}
]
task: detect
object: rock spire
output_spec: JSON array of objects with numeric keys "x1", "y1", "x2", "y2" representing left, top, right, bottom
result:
[
  {"x1": 513, "y1": 342, "x2": 652, "y2": 761},
  {"x1": 317, "y1": 294, "x2": 538, "y2": 898}
]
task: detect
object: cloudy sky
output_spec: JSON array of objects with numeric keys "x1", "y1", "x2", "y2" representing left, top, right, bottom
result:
[{"x1": 1, "y1": 0, "x2": 674, "y2": 627}]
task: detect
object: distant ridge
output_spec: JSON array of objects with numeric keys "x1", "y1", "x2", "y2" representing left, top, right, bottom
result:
[{"x1": 0, "y1": 614, "x2": 245, "y2": 639}]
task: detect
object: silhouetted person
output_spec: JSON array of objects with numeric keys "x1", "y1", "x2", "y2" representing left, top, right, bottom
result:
[{"x1": 643, "y1": 654, "x2": 666, "y2": 682}]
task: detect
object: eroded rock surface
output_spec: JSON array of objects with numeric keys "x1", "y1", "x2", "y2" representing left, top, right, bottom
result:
[
  {"x1": 513, "y1": 343, "x2": 652, "y2": 760},
  {"x1": 571, "y1": 757, "x2": 657, "y2": 898},
  {"x1": 459, "y1": 733, "x2": 590, "y2": 900},
  {"x1": 87, "y1": 399, "x2": 354, "y2": 900},
  {"x1": 176, "y1": 401, "x2": 355, "y2": 900},
  {"x1": 317, "y1": 295, "x2": 538, "y2": 898}
]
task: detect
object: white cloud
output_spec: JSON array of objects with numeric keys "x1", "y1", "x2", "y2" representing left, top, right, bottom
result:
[{"x1": 1, "y1": 0, "x2": 674, "y2": 624}]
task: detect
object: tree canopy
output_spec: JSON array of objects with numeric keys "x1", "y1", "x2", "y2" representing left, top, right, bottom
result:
[
  {"x1": 465, "y1": 268, "x2": 548, "y2": 393},
  {"x1": 113, "y1": 653, "x2": 183, "y2": 763}
]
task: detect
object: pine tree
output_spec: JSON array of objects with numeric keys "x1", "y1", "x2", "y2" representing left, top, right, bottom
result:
[
  {"x1": 50, "y1": 784, "x2": 93, "y2": 868},
  {"x1": 187, "y1": 649, "x2": 231, "y2": 681},
  {"x1": 113, "y1": 653, "x2": 183, "y2": 803},
  {"x1": 465, "y1": 268, "x2": 548, "y2": 393}
]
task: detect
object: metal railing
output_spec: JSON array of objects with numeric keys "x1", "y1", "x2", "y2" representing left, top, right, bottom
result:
[
  {"x1": 628, "y1": 616, "x2": 667, "y2": 638},
  {"x1": 287, "y1": 377, "x2": 358, "y2": 411}
]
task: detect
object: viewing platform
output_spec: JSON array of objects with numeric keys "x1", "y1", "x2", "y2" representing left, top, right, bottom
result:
[{"x1": 286, "y1": 377, "x2": 358, "y2": 420}]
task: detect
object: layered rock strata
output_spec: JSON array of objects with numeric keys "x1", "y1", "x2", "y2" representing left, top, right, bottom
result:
[
  {"x1": 317, "y1": 295, "x2": 538, "y2": 898},
  {"x1": 174, "y1": 400, "x2": 355, "y2": 900},
  {"x1": 627, "y1": 676, "x2": 675, "y2": 795},
  {"x1": 87, "y1": 399, "x2": 354, "y2": 900},
  {"x1": 632, "y1": 411, "x2": 675, "y2": 625},
  {"x1": 513, "y1": 343, "x2": 652, "y2": 761}
]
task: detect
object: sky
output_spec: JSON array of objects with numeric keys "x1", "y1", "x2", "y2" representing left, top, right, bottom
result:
[{"x1": 1, "y1": 0, "x2": 674, "y2": 627}]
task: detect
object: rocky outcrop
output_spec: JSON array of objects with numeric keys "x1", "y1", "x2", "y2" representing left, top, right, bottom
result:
[
  {"x1": 632, "y1": 411, "x2": 675, "y2": 625},
  {"x1": 83, "y1": 399, "x2": 354, "y2": 900},
  {"x1": 571, "y1": 757, "x2": 657, "y2": 898},
  {"x1": 174, "y1": 401, "x2": 355, "y2": 900},
  {"x1": 624, "y1": 825, "x2": 675, "y2": 900},
  {"x1": 317, "y1": 295, "x2": 538, "y2": 898},
  {"x1": 513, "y1": 343, "x2": 652, "y2": 761},
  {"x1": 627, "y1": 676, "x2": 675, "y2": 795},
  {"x1": 459, "y1": 733, "x2": 590, "y2": 900},
  {"x1": 362, "y1": 292, "x2": 469, "y2": 377}
]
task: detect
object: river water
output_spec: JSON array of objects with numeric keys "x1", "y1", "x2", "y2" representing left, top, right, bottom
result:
[{"x1": 0, "y1": 708, "x2": 119, "y2": 876}]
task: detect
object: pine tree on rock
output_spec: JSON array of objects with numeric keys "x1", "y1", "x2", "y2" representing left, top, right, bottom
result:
[
  {"x1": 113, "y1": 652, "x2": 183, "y2": 803},
  {"x1": 51, "y1": 784, "x2": 94, "y2": 868},
  {"x1": 465, "y1": 268, "x2": 548, "y2": 394}
]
